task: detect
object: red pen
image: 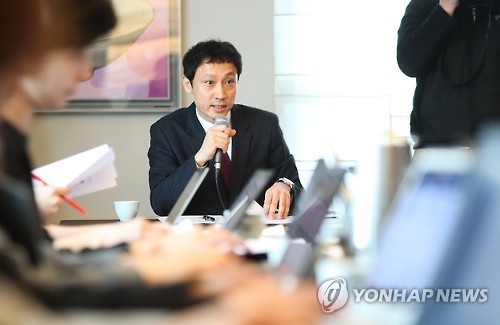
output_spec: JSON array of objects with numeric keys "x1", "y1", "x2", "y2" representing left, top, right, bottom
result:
[{"x1": 31, "y1": 173, "x2": 88, "y2": 215}]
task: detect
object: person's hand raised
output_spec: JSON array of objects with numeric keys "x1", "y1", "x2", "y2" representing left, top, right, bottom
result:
[{"x1": 195, "y1": 124, "x2": 236, "y2": 168}]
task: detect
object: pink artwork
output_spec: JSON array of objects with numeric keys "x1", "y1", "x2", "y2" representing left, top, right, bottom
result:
[{"x1": 71, "y1": 0, "x2": 179, "y2": 104}]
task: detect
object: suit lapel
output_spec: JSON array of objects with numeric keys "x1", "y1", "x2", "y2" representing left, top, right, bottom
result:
[{"x1": 185, "y1": 103, "x2": 206, "y2": 153}]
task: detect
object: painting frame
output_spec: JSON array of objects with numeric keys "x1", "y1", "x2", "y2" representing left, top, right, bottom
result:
[{"x1": 55, "y1": 0, "x2": 181, "y2": 113}]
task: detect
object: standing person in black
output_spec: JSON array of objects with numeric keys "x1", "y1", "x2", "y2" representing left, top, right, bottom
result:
[{"x1": 398, "y1": 0, "x2": 500, "y2": 148}]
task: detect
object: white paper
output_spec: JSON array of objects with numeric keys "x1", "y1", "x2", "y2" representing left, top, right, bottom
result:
[{"x1": 32, "y1": 144, "x2": 117, "y2": 198}]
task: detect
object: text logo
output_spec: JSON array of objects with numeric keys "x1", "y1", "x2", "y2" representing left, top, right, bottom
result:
[
  {"x1": 352, "y1": 288, "x2": 488, "y2": 303},
  {"x1": 317, "y1": 278, "x2": 349, "y2": 313}
]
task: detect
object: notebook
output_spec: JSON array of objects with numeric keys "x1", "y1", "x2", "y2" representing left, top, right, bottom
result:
[{"x1": 158, "y1": 167, "x2": 209, "y2": 224}]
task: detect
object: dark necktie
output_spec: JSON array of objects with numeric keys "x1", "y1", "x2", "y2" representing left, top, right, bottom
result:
[{"x1": 221, "y1": 152, "x2": 231, "y2": 190}]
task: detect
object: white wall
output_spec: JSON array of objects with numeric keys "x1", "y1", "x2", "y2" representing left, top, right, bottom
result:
[
  {"x1": 29, "y1": 0, "x2": 274, "y2": 222},
  {"x1": 181, "y1": 0, "x2": 274, "y2": 110}
]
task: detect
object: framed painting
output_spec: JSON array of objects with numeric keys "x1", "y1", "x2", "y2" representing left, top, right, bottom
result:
[{"x1": 65, "y1": 0, "x2": 181, "y2": 112}]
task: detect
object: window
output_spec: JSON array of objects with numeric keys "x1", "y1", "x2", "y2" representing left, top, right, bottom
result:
[{"x1": 274, "y1": 0, "x2": 415, "y2": 185}]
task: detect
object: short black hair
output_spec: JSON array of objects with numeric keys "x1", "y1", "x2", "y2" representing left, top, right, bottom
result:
[{"x1": 182, "y1": 39, "x2": 243, "y2": 83}]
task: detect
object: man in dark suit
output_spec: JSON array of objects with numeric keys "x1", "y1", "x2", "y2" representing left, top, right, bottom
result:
[{"x1": 149, "y1": 39, "x2": 303, "y2": 219}]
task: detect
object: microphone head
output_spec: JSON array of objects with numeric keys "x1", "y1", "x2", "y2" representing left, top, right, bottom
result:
[{"x1": 214, "y1": 115, "x2": 230, "y2": 127}]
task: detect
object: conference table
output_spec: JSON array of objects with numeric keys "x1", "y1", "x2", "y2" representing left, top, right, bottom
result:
[
  {"x1": 57, "y1": 214, "x2": 418, "y2": 324},
  {"x1": 58, "y1": 211, "x2": 336, "y2": 225}
]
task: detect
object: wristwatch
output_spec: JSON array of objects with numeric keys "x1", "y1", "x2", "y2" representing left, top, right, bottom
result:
[{"x1": 277, "y1": 177, "x2": 294, "y2": 192}]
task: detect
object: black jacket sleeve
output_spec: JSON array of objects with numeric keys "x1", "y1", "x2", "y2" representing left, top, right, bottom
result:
[
  {"x1": 148, "y1": 120, "x2": 200, "y2": 216},
  {"x1": 397, "y1": 0, "x2": 456, "y2": 77}
]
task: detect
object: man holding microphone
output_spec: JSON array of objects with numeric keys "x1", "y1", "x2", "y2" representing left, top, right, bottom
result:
[{"x1": 148, "y1": 39, "x2": 303, "y2": 219}]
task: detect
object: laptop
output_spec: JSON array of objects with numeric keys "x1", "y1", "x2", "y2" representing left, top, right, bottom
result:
[
  {"x1": 269, "y1": 161, "x2": 347, "y2": 282},
  {"x1": 158, "y1": 167, "x2": 209, "y2": 224},
  {"x1": 416, "y1": 127, "x2": 500, "y2": 325},
  {"x1": 221, "y1": 169, "x2": 274, "y2": 231},
  {"x1": 245, "y1": 160, "x2": 346, "y2": 259},
  {"x1": 288, "y1": 159, "x2": 346, "y2": 243},
  {"x1": 223, "y1": 160, "x2": 345, "y2": 238},
  {"x1": 161, "y1": 168, "x2": 272, "y2": 227},
  {"x1": 275, "y1": 241, "x2": 315, "y2": 279},
  {"x1": 367, "y1": 148, "x2": 474, "y2": 290}
]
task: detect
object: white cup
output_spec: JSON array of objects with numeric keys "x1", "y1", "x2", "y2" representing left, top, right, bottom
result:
[{"x1": 114, "y1": 201, "x2": 140, "y2": 221}]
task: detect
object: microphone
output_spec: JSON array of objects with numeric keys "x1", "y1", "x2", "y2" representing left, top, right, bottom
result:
[{"x1": 214, "y1": 115, "x2": 230, "y2": 171}]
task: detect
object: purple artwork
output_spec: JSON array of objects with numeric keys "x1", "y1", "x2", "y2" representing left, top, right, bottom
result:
[{"x1": 71, "y1": 0, "x2": 176, "y2": 101}]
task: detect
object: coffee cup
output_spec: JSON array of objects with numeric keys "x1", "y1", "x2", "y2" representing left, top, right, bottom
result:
[{"x1": 114, "y1": 200, "x2": 140, "y2": 221}]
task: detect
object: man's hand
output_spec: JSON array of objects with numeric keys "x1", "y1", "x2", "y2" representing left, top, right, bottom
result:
[
  {"x1": 440, "y1": 0, "x2": 460, "y2": 16},
  {"x1": 194, "y1": 124, "x2": 236, "y2": 167},
  {"x1": 263, "y1": 182, "x2": 291, "y2": 220}
]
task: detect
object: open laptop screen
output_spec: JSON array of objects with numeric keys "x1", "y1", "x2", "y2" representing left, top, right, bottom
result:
[
  {"x1": 276, "y1": 241, "x2": 314, "y2": 279},
  {"x1": 368, "y1": 149, "x2": 473, "y2": 290},
  {"x1": 289, "y1": 160, "x2": 346, "y2": 243},
  {"x1": 417, "y1": 130, "x2": 500, "y2": 325},
  {"x1": 222, "y1": 169, "x2": 273, "y2": 231},
  {"x1": 417, "y1": 174, "x2": 497, "y2": 325},
  {"x1": 162, "y1": 167, "x2": 209, "y2": 223}
]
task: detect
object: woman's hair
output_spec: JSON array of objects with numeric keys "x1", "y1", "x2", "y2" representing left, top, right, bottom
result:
[
  {"x1": 47, "y1": 0, "x2": 117, "y2": 49},
  {"x1": 0, "y1": 0, "x2": 45, "y2": 74},
  {"x1": 182, "y1": 39, "x2": 243, "y2": 83},
  {"x1": 0, "y1": 0, "x2": 116, "y2": 74}
]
